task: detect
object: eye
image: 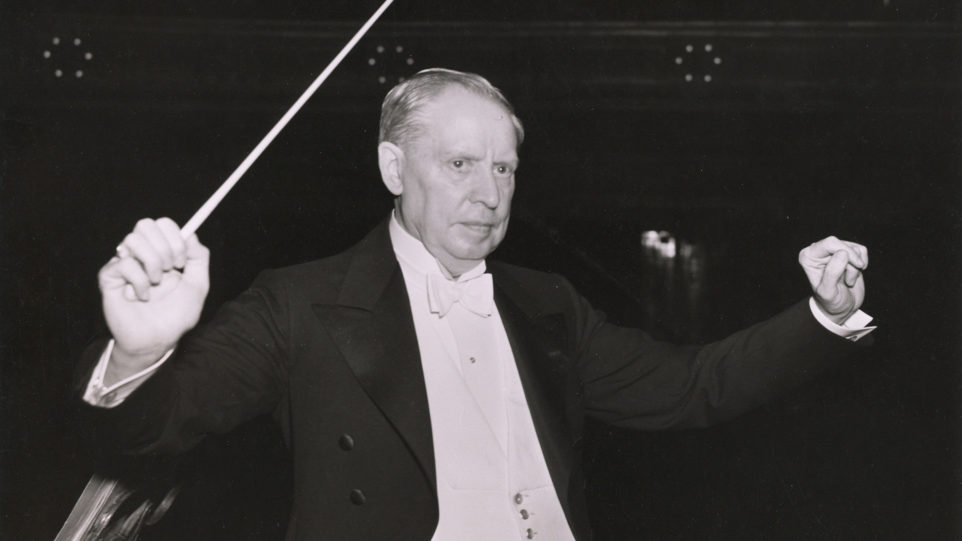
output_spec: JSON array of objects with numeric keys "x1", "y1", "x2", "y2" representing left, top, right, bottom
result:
[
  {"x1": 494, "y1": 165, "x2": 513, "y2": 176},
  {"x1": 451, "y1": 160, "x2": 465, "y2": 169}
]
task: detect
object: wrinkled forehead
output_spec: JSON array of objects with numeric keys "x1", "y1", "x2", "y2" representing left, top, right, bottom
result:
[{"x1": 409, "y1": 86, "x2": 520, "y2": 150}]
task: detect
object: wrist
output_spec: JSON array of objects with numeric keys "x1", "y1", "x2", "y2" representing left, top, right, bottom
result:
[
  {"x1": 808, "y1": 297, "x2": 876, "y2": 342},
  {"x1": 825, "y1": 310, "x2": 852, "y2": 326},
  {"x1": 812, "y1": 299, "x2": 853, "y2": 326},
  {"x1": 106, "y1": 343, "x2": 171, "y2": 386}
]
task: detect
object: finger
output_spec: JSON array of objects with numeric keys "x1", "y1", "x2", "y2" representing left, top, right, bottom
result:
[
  {"x1": 156, "y1": 217, "x2": 187, "y2": 269},
  {"x1": 842, "y1": 240, "x2": 868, "y2": 269},
  {"x1": 119, "y1": 231, "x2": 165, "y2": 284},
  {"x1": 802, "y1": 236, "x2": 867, "y2": 271},
  {"x1": 98, "y1": 256, "x2": 123, "y2": 290},
  {"x1": 114, "y1": 256, "x2": 154, "y2": 301},
  {"x1": 801, "y1": 235, "x2": 844, "y2": 262},
  {"x1": 843, "y1": 262, "x2": 861, "y2": 287},
  {"x1": 798, "y1": 239, "x2": 835, "y2": 287},
  {"x1": 818, "y1": 249, "x2": 849, "y2": 299},
  {"x1": 134, "y1": 218, "x2": 176, "y2": 273}
]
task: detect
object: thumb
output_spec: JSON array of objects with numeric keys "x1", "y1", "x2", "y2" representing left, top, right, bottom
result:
[
  {"x1": 181, "y1": 234, "x2": 210, "y2": 291},
  {"x1": 843, "y1": 262, "x2": 861, "y2": 288},
  {"x1": 817, "y1": 249, "x2": 849, "y2": 299}
]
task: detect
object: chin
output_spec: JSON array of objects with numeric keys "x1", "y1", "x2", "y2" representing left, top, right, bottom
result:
[{"x1": 451, "y1": 238, "x2": 501, "y2": 261}]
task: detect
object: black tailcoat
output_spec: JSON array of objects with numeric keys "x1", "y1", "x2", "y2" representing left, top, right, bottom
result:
[{"x1": 79, "y1": 219, "x2": 858, "y2": 540}]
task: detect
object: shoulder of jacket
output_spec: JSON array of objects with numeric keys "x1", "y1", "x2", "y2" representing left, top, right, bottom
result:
[{"x1": 248, "y1": 249, "x2": 353, "y2": 299}]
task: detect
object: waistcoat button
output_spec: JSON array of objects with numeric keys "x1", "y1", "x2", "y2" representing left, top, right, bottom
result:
[
  {"x1": 339, "y1": 434, "x2": 355, "y2": 450},
  {"x1": 350, "y1": 489, "x2": 366, "y2": 505}
]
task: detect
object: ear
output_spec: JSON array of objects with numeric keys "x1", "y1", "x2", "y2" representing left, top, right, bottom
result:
[{"x1": 378, "y1": 141, "x2": 405, "y2": 196}]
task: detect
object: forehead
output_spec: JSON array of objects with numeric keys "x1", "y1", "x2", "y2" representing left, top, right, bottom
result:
[{"x1": 415, "y1": 87, "x2": 518, "y2": 152}]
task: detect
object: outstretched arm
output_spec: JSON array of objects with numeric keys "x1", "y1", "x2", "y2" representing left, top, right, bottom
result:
[{"x1": 569, "y1": 236, "x2": 872, "y2": 429}]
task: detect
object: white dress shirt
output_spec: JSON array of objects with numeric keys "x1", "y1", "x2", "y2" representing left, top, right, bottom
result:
[{"x1": 389, "y1": 214, "x2": 575, "y2": 540}]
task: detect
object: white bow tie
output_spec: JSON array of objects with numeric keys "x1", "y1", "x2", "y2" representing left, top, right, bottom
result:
[{"x1": 427, "y1": 273, "x2": 494, "y2": 318}]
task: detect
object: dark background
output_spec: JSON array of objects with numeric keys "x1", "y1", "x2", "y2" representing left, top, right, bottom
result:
[{"x1": 2, "y1": 1, "x2": 960, "y2": 539}]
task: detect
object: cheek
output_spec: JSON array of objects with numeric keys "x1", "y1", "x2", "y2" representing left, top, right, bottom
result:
[
  {"x1": 502, "y1": 178, "x2": 515, "y2": 201},
  {"x1": 498, "y1": 180, "x2": 515, "y2": 216},
  {"x1": 424, "y1": 197, "x2": 458, "y2": 237}
]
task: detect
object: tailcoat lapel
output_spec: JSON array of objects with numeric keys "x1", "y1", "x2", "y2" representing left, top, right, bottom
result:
[
  {"x1": 310, "y1": 222, "x2": 436, "y2": 493},
  {"x1": 307, "y1": 224, "x2": 579, "y2": 522}
]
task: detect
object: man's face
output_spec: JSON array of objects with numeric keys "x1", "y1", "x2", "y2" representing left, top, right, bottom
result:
[{"x1": 389, "y1": 87, "x2": 519, "y2": 276}]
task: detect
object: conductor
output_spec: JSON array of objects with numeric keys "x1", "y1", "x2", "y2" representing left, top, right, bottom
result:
[{"x1": 81, "y1": 68, "x2": 874, "y2": 540}]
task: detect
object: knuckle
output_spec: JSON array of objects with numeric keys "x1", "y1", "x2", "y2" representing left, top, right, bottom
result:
[
  {"x1": 132, "y1": 274, "x2": 150, "y2": 289},
  {"x1": 139, "y1": 246, "x2": 159, "y2": 263},
  {"x1": 97, "y1": 267, "x2": 111, "y2": 286},
  {"x1": 116, "y1": 257, "x2": 133, "y2": 273}
]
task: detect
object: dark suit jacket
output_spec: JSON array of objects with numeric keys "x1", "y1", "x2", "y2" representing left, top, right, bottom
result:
[{"x1": 79, "y1": 219, "x2": 859, "y2": 540}]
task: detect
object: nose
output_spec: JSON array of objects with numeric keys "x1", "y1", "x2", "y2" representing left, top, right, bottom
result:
[{"x1": 470, "y1": 168, "x2": 500, "y2": 209}]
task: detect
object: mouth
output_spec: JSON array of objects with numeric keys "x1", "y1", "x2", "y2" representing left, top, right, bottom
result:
[{"x1": 459, "y1": 222, "x2": 495, "y2": 233}]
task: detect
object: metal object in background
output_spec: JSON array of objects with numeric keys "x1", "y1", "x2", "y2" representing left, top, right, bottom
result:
[{"x1": 54, "y1": 474, "x2": 180, "y2": 541}]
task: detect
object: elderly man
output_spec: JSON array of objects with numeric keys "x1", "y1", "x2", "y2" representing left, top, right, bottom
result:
[{"x1": 81, "y1": 68, "x2": 873, "y2": 540}]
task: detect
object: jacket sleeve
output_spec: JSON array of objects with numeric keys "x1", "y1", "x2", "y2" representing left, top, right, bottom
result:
[{"x1": 564, "y1": 277, "x2": 863, "y2": 430}]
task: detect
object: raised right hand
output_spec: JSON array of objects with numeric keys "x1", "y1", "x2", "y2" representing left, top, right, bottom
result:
[{"x1": 98, "y1": 217, "x2": 210, "y2": 372}]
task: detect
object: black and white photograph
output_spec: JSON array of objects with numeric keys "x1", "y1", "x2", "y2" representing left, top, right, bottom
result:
[{"x1": 2, "y1": 1, "x2": 959, "y2": 539}]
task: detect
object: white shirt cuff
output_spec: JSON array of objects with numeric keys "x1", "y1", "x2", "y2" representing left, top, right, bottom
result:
[
  {"x1": 82, "y1": 339, "x2": 173, "y2": 408},
  {"x1": 808, "y1": 297, "x2": 876, "y2": 342}
]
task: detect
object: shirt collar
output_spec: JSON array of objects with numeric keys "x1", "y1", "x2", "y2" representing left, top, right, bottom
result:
[{"x1": 389, "y1": 211, "x2": 487, "y2": 282}]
